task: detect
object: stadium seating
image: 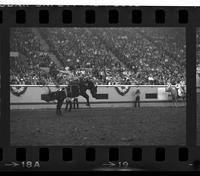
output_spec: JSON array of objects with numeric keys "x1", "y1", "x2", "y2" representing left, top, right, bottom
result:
[
  {"x1": 196, "y1": 29, "x2": 200, "y2": 66},
  {"x1": 10, "y1": 28, "x2": 186, "y2": 85}
]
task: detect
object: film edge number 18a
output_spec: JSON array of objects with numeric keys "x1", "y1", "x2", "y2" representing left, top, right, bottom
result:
[{"x1": 0, "y1": 6, "x2": 199, "y2": 171}]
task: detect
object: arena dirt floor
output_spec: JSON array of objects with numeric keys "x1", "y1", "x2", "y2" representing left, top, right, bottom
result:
[{"x1": 10, "y1": 106, "x2": 186, "y2": 146}]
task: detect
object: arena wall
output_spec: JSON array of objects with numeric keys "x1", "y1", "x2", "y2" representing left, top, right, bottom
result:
[{"x1": 10, "y1": 85, "x2": 186, "y2": 109}]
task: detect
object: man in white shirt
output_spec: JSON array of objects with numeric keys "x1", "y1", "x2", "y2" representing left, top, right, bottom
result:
[{"x1": 148, "y1": 75, "x2": 154, "y2": 85}]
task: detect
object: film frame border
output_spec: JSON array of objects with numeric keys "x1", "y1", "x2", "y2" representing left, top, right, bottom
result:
[{"x1": 0, "y1": 6, "x2": 198, "y2": 171}]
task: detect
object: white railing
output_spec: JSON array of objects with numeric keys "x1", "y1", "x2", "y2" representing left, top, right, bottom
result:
[
  {"x1": 10, "y1": 84, "x2": 187, "y2": 88},
  {"x1": 10, "y1": 84, "x2": 170, "y2": 87}
]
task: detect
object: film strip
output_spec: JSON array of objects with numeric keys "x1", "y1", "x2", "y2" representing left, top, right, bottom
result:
[{"x1": 0, "y1": 5, "x2": 199, "y2": 171}]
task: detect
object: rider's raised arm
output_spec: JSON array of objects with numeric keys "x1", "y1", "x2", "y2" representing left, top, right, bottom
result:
[{"x1": 58, "y1": 70, "x2": 67, "y2": 74}]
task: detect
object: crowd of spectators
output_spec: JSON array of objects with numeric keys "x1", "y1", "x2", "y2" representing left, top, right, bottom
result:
[
  {"x1": 10, "y1": 28, "x2": 186, "y2": 85},
  {"x1": 98, "y1": 28, "x2": 186, "y2": 85},
  {"x1": 10, "y1": 28, "x2": 53, "y2": 85},
  {"x1": 196, "y1": 30, "x2": 200, "y2": 66},
  {"x1": 197, "y1": 30, "x2": 200, "y2": 87}
]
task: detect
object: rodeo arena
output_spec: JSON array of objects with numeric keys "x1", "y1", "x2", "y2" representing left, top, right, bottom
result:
[{"x1": 10, "y1": 27, "x2": 188, "y2": 146}]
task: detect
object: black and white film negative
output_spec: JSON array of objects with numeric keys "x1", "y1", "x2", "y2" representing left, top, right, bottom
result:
[{"x1": 0, "y1": 5, "x2": 199, "y2": 171}]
